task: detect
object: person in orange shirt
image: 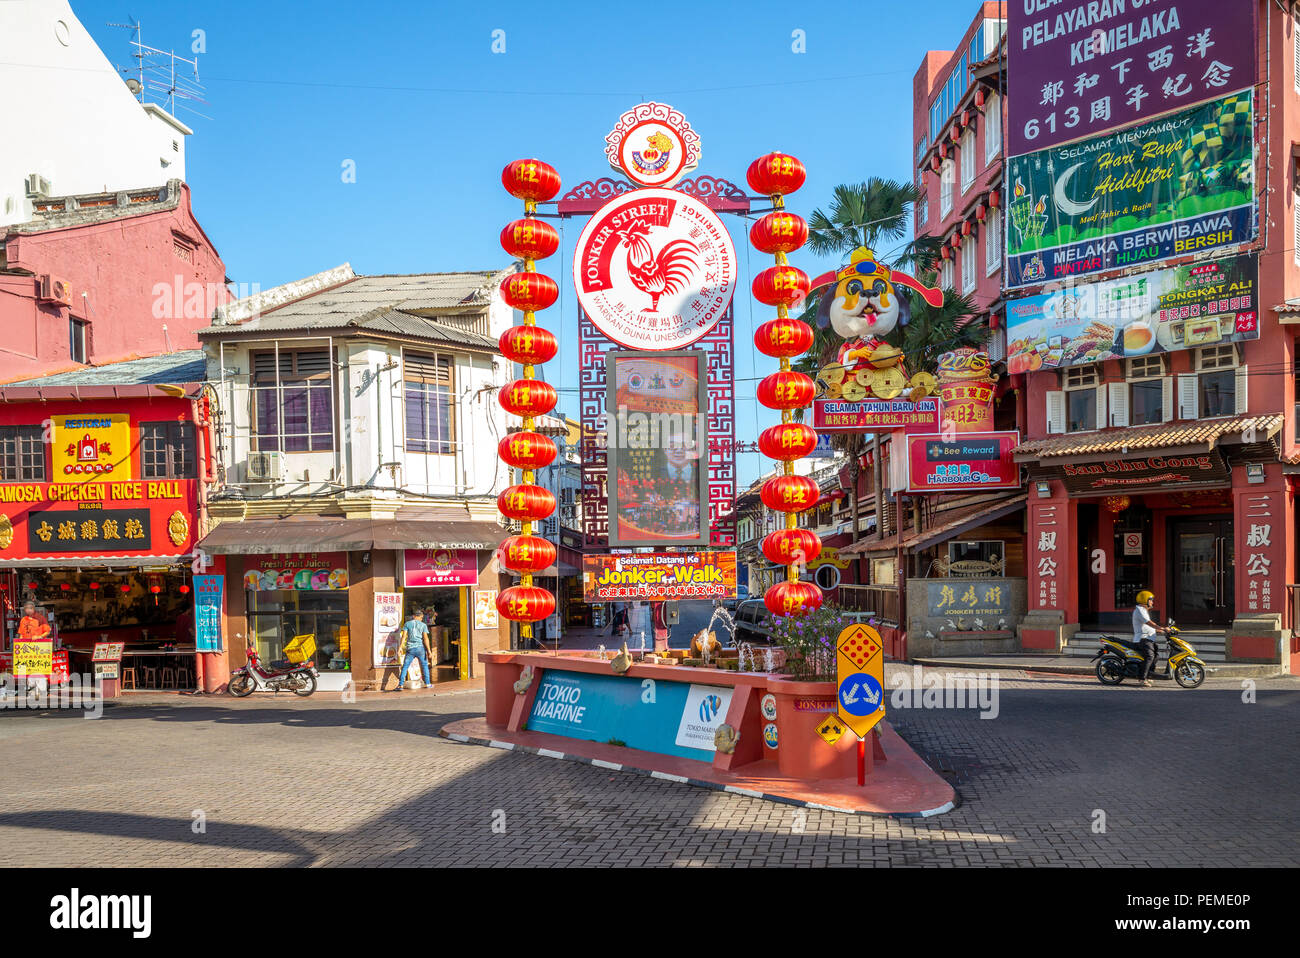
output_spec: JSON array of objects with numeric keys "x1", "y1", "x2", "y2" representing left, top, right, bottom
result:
[{"x1": 18, "y1": 602, "x2": 51, "y2": 640}]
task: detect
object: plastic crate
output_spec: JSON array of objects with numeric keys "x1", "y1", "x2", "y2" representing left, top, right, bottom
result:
[{"x1": 283, "y1": 634, "x2": 317, "y2": 664}]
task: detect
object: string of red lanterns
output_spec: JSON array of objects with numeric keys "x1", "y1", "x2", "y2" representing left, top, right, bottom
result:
[
  {"x1": 747, "y1": 151, "x2": 823, "y2": 619},
  {"x1": 495, "y1": 159, "x2": 563, "y2": 640}
]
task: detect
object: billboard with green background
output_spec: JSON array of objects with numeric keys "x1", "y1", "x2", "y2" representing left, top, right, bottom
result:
[{"x1": 1006, "y1": 91, "x2": 1255, "y2": 289}]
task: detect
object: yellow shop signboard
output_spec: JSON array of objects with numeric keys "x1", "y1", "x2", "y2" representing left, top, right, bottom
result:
[{"x1": 52, "y1": 414, "x2": 132, "y2": 480}]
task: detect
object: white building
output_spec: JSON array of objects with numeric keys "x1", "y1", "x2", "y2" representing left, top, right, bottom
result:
[{"x1": 0, "y1": 0, "x2": 191, "y2": 227}]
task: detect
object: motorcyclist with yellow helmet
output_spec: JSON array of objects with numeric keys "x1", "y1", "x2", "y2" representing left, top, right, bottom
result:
[{"x1": 1132, "y1": 590, "x2": 1168, "y2": 688}]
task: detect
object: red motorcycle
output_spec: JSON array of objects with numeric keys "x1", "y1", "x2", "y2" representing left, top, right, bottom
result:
[{"x1": 227, "y1": 646, "x2": 317, "y2": 697}]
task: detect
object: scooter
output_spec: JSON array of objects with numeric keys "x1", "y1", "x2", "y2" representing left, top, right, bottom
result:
[
  {"x1": 227, "y1": 646, "x2": 318, "y2": 697},
  {"x1": 1090, "y1": 621, "x2": 1207, "y2": 688}
]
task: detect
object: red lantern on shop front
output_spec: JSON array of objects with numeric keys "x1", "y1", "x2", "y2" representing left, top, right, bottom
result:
[
  {"x1": 499, "y1": 534, "x2": 557, "y2": 574},
  {"x1": 500, "y1": 217, "x2": 560, "y2": 261},
  {"x1": 498, "y1": 431, "x2": 558, "y2": 469},
  {"x1": 746, "y1": 151, "x2": 807, "y2": 198},
  {"x1": 501, "y1": 159, "x2": 562, "y2": 208},
  {"x1": 976, "y1": 203, "x2": 987, "y2": 221},
  {"x1": 762, "y1": 528, "x2": 823, "y2": 567},
  {"x1": 498, "y1": 325, "x2": 558, "y2": 366},
  {"x1": 119, "y1": 584, "x2": 130, "y2": 594},
  {"x1": 498, "y1": 379, "x2": 558, "y2": 418},
  {"x1": 179, "y1": 584, "x2": 191, "y2": 595},
  {"x1": 752, "y1": 265, "x2": 810, "y2": 308},
  {"x1": 498, "y1": 271, "x2": 559, "y2": 312},
  {"x1": 756, "y1": 371, "x2": 815, "y2": 410},
  {"x1": 749, "y1": 211, "x2": 809, "y2": 255},
  {"x1": 60, "y1": 583, "x2": 71, "y2": 592},
  {"x1": 940, "y1": 246, "x2": 951, "y2": 260},
  {"x1": 764, "y1": 580, "x2": 823, "y2": 617},
  {"x1": 759, "y1": 423, "x2": 818, "y2": 462},
  {"x1": 989, "y1": 190, "x2": 1000, "y2": 209},
  {"x1": 496, "y1": 585, "x2": 556, "y2": 623},
  {"x1": 497, "y1": 484, "x2": 556, "y2": 521},
  {"x1": 761, "y1": 474, "x2": 820, "y2": 513},
  {"x1": 754, "y1": 317, "x2": 814, "y2": 358}
]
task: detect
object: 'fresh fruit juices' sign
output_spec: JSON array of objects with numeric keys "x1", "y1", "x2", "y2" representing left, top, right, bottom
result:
[
  {"x1": 1005, "y1": 91, "x2": 1255, "y2": 289},
  {"x1": 1005, "y1": 252, "x2": 1257, "y2": 373}
]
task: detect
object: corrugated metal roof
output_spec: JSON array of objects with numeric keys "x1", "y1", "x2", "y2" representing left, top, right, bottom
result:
[
  {"x1": 1013, "y1": 415, "x2": 1283, "y2": 459},
  {"x1": 5, "y1": 350, "x2": 207, "y2": 386}
]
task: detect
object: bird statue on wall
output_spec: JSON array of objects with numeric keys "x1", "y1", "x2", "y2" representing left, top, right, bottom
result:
[
  {"x1": 610, "y1": 642, "x2": 633, "y2": 675},
  {"x1": 714, "y1": 723, "x2": 739, "y2": 754},
  {"x1": 690, "y1": 629, "x2": 721, "y2": 662},
  {"x1": 512, "y1": 665, "x2": 535, "y2": 695}
]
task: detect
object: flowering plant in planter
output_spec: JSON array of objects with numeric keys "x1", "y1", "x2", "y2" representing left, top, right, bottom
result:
[{"x1": 771, "y1": 605, "x2": 857, "y2": 682}]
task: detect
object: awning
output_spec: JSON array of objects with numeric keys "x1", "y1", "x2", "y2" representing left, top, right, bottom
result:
[
  {"x1": 0, "y1": 555, "x2": 192, "y2": 569},
  {"x1": 840, "y1": 494, "x2": 1026, "y2": 556},
  {"x1": 197, "y1": 517, "x2": 508, "y2": 555},
  {"x1": 1013, "y1": 414, "x2": 1282, "y2": 461}
]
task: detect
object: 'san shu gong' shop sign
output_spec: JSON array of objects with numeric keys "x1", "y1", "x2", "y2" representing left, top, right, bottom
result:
[
  {"x1": 582, "y1": 551, "x2": 737, "y2": 601},
  {"x1": 907, "y1": 432, "x2": 1021, "y2": 492},
  {"x1": 1042, "y1": 450, "x2": 1230, "y2": 494}
]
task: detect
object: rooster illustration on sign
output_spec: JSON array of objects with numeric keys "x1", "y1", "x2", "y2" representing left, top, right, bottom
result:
[{"x1": 615, "y1": 219, "x2": 699, "y2": 313}]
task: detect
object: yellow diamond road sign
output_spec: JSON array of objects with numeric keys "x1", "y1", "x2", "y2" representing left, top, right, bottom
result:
[
  {"x1": 836, "y1": 622, "x2": 885, "y2": 739},
  {"x1": 816, "y1": 714, "x2": 846, "y2": 745}
]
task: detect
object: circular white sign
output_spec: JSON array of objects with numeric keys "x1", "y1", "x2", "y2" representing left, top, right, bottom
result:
[
  {"x1": 760, "y1": 693, "x2": 777, "y2": 721},
  {"x1": 573, "y1": 188, "x2": 737, "y2": 350},
  {"x1": 618, "y1": 119, "x2": 690, "y2": 188}
]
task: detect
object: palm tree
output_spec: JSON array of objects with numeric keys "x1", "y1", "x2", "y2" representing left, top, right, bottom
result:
[{"x1": 792, "y1": 180, "x2": 980, "y2": 548}]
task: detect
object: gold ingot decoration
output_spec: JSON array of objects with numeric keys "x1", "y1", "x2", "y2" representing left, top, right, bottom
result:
[
  {"x1": 167, "y1": 510, "x2": 190, "y2": 547},
  {"x1": 908, "y1": 371, "x2": 938, "y2": 399},
  {"x1": 870, "y1": 366, "x2": 908, "y2": 399},
  {"x1": 867, "y1": 343, "x2": 904, "y2": 367},
  {"x1": 0, "y1": 514, "x2": 12, "y2": 550}
]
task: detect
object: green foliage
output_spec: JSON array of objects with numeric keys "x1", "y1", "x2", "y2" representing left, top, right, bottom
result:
[{"x1": 771, "y1": 606, "x2": 860, "y2": 682}]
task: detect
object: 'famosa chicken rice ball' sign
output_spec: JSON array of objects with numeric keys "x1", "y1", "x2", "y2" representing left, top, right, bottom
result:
[{"x1": 573, "y1": 188, "x2": 737, "y2": 350}]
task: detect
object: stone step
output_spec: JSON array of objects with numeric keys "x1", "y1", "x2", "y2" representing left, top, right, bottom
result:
[{"x1": 1067, "y1": 632, "x2": 1227, "y2": 662}]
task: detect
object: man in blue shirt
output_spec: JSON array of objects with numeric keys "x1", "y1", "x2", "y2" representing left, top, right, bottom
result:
[{"x1": 391, "y1": 609, "x2": 432, "y2": 691}]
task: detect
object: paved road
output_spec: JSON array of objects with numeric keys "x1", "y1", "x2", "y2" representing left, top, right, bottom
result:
[{"x1": 0, "y1": 669, "x2": 1296, "y2": 866}]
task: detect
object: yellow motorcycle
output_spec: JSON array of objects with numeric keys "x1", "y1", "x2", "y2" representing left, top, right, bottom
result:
[{"x1": 1090, "y1": 621, "x2": 1207, "y2": 688}]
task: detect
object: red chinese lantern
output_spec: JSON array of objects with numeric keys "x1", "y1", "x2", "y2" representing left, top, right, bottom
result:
[
  {"x1": 119, "y1": 584, "x2": 130, "y2": 593},
  {"x1": 764, "y1": 580, "x2": 823, "y2": 617},
  {"x1": 498, "y1": 272, "x2": 558, "y2": 312},
  {"x1": 940, "y1": 246, "x2": 951, "y2": 260},
  {"x1": 976, "y1": 203, "x2": 987, "y2": 221},
  {"x1": 749, "y1": 212, "x2": 809, "y2": 255},
  {"x1": 930, "y1": 155, "x2": 941, "y2": 172},
  {"x1": 756, "y1": 371, "x2": 815, "y2": 411},
  {"x1": 961, "y1": 109, "x2": 971, "y2": 128},
  {"x1": 762, "y1": 528, "x2": 823, "y2": 566},
  {"x1": 497, "y1": 431, "x2": 557, "y2": 469},
  {"x1": 761, "y1": 474, "x2": 820, "y2": 512},
  {"x1": 500, "y1": 217, "x2": 560, "y2": 261},
  {"x1": 499, "y1": 325, "x2": 558, "y2": 366},
  {"x1": 1104, "y1": 495, "x2": 1131, "y2": 513},
  {"x1": 179, "y1": 584, "x2": 191, "y2": 595},
  {"x1": 496, "y1": 585, "x2": 556, "y2": 623},
  {"x1": 498, "y1": 379, "x2": 558, "y2": 418},
  {"x1": 499, "y1": 534, "x2": 557, "y2": 574},
  {"x1": 746, "y1": 151, "x2": 806, "y2": 198},
  {"x1": 962, "y1": 220, "x2": 973, "y2": 236},
  {"x1": 752, "y1": 265, "x2": 810, "y2": 308},
  {"x1": 989, "y1": 190, "x2": 1000, "y2": 209},
  {"x1": 89, "y1": 582, "x2": 100, "y2": 591},
  {"x1": 497, "y1": 484, "x2": 556, "y2": 521},
  {"x1": 975, "y1": 87, "x2": 987, "y2": 108},
  {"x1": 758, "y1": 423, "x2": 818, "y2": 462},
  {"x1": 501, "y1": 159, "x2": 561, "y2": 206},
  {"x1": 939, "y1": 142, "x2": 949, "y2": 160},
  {"x1": 60, "y1": 583, "x2": 71, "y2": 592},
  {"x1": 754, "y1": 317, "x2": 814, "y2": 358},
  {"x1": 950, "y1": 125, "x2": 961, "y2": 143}
]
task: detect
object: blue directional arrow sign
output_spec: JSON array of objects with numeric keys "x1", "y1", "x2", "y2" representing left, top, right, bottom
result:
[
  {"x1": 838, "y1": 674, "x2": 884, "y2": 717},
  {"x1": 836, "y1": 623, "x2": 886, "y2": 738}
]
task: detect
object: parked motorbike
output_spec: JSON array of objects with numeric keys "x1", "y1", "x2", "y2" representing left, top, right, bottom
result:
[
  {"x1": 227, "y1": 647, "x2": 318, "y2": 697},
  {"x1": 1090, "y1": 621, "x2": 1207, "y2": 688}
]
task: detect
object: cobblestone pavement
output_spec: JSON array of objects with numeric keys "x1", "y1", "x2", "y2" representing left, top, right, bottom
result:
[{"x1": 1, "y1": 668, "x2": 1297, "y2": 867}]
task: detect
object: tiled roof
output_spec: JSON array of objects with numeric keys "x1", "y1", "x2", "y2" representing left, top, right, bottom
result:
[
  {"x1": 841, "y1": 494, "x2": 1026, "y2": 556},
  {"x1": 1013, "y1": 414, "x2": 1283, "y2": 460},
  {"x1": 4, "y1": 349, "x2": 207, "y2": 386},
  {"x1": 1274, "y1": 299, "x2": 1300, "y2": 314}
]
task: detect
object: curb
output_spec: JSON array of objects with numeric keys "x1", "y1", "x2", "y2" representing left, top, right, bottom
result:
[
  {"x1": 438, "y1": 727, "x2": 957, "y2": 819},
  {"x1": 912, "y1": 657, "x2": 1290, "y2": 679}
]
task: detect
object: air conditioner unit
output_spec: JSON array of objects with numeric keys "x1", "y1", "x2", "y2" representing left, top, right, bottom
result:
[
  {"x1": 246, "y1": 450, "x2": 284, "y2": 482},
  {"x1": 37, "y1": 275, "x2": 74, "y2": 307},
  {"x1": 25, "y1": 174, "x2": 51, "y2": 198}
]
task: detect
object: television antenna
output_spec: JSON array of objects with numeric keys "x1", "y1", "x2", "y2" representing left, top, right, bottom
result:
[{"x1": 108, "y1": 19, "x2": 210, "y2": 121}]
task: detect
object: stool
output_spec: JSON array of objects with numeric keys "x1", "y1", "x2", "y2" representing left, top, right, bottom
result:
[
  {"x1": 161, "y1": 667, "x2": 177, "y2": 689},
  {"x1": 142, "y1": 666, "x2": 158, "y2": 689},
  {"x1": 121, "y1": 668, "x2": 137, "y2": 690}
]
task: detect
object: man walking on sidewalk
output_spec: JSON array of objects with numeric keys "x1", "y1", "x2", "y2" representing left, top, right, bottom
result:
[{"x1": 390, "y1": 609, "x2": 432, "y2": 691}]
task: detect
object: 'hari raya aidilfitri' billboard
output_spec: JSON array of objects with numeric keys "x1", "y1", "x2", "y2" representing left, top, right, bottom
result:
[{"x1": 1005, "y1": 90, "x2": 1255, "y2": 289}]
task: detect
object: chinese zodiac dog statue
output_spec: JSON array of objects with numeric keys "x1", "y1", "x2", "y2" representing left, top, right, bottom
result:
[{"x1": 811, "y1": 247, "x2": 944, "y2": 402}]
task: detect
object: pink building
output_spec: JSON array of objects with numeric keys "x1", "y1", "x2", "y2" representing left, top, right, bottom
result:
[{"x1": 0, "y1": 179, "x2": 227, "y2": 382}]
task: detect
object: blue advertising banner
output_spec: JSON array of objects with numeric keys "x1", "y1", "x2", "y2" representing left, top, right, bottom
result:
[
  {"x1": 526, "y1": 669, "x2": 733, "y2": 761},
  {"x1": 194, "y1": 574, "x2": 224, "y2": 652}
]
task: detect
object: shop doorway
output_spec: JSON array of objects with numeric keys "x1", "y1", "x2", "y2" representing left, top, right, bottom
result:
[
  {"x1": 402, "y1": 588, "x2": 467, "y2": 681},
  {"x1": 1168, "y1": 517, "x2": 1234, "y2": 626}
]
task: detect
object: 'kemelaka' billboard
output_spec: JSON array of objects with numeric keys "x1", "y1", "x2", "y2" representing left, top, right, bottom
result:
[
  {"x1": 1006, "y1": 91, "x2": 1255, "y2": 288},
  {"x1": 1007, "y1": 0, "x2": 1256, "y2": 156},
  {"x1": 582, "y1": 551, "x2": 737, "y2": 602},
  {"x1": 1006, "y1": 252, "x2": 1258, "y2": 373}
]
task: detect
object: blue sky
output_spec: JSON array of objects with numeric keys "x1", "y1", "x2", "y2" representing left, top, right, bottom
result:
[{"x1": 80, "y1": 0, "x2": 988, "y2": 483}]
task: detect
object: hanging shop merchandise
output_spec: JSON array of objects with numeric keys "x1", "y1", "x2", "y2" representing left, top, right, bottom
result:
[{"x1": 496, "y1": 159, "x2": 563, "y2": 641}]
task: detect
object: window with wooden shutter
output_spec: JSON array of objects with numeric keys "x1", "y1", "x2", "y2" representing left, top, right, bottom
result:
[
  {"x1": 1107, "y1": 382, "x2": 1129, "y2": 428},
  {"x1": 984, "y1": 93, "x2": 1001, "y2": 164},
  {"x1": 1046, "y1": 390, "x2": 1066, "y2": 434},
  {"x1": 404, "y1": 351, "x2": 456, "y2": 454},
  {"x1": 250, "y1": 348, "x2": 335, "y2": 452},
  {"x1": 1178, "y1": 373, "x2": 1199, "y2": 419},
  {"x1": 985, "y1": 215, "x2": 1001, "y2": 275},
  {"x1": 961, "y1": 128, "x2": 976, "y2": 193},
  {"x1": 940, "y1": 161, "x2": 954, "y2": 217},
  {"x1": 1161, "y1": 376, "x2": 1174, "y2": 423},
  {"x1": 1234, "y1": 365, "x2": 1249, "y2": 415},
  {"x1": 141, "y1": 421, "x2": 196, "y2": 479}
]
